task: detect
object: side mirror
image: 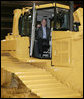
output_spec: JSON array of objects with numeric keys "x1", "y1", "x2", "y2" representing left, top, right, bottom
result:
[{"x1": 73, "y1": 22, "x2": 80, "y2": 32}]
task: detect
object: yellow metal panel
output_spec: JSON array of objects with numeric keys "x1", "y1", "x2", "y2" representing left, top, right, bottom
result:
[
  {"x1": 25, "y1": 3, "x2": 69, "y2": 10},
  {"x1": 56, "y1": 3, "x2": 69, "y2": 9},
  {"x1": 75, "y1": 8, "x2": 83, "y2": 26},
  {"x1": 52, "y1": 31, "x2": 72, "y2": 66},
  {"x1": 51, "y1": 8, "x2": 83, "y2": 96},
  {"x1": 1, "y1": 40, "x2": 17, "y2": 51},
  {"x1": 35, "y1": 3, "x2": 69, "y2": 9},
  {"x1": 12, "y1": 9, "x2": 22, "y2": 36},
  {"x1": 52, "y1": 34, "x2": 83, "y2": 94},
  {"x1": 73, "y1": 8, "x2": 83, "y2": 33},
  {"x1": 52, "y1": 31, "x2": 72, "y2": 40},
  {"x1": 1, "y1": 37, "x2": 30, "y2": 61},
  {"x1": 52, "y1": 39, "x2": 71, "y2": 66}
]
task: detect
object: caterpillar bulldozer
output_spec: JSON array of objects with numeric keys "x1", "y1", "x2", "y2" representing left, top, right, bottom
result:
[{"x1": 1, "y1": 1, "x2": 83, "y2": 98}]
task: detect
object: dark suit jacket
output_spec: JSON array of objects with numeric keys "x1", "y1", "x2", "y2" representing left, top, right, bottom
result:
[{"x1": 36, "y1": 26, "x2": 51, "y2": 41}]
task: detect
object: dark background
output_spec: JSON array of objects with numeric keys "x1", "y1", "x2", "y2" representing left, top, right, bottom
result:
[{"x1": 1, "y1": 1, "x2": 83, "y2": 40}]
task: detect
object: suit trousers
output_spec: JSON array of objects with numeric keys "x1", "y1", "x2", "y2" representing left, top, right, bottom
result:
[{"x1": 38, "y1": 38, "x2": 49, "y2": 55}]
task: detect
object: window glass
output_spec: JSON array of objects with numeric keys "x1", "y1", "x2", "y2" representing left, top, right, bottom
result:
[
  {"x1": 18, "y1": 12, "x2": 32, "y2": 37},
  {"x1": 53, "y1": 7, "x2": 70, "y2": 31}
]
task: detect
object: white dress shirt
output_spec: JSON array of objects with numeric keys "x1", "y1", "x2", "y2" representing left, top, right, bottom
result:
[{"x1": 42, "y1": 26, "x2": 47, "y2": 39}]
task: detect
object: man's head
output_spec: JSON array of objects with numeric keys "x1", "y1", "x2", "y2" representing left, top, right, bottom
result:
[{"x1": 41, "y1": 18, "x2": 47, "y2": 27}]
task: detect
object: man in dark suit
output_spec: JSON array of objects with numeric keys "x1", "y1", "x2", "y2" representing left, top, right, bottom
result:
[{"x1": 37, "y1": 18, "x2": 51, "y2": 57}]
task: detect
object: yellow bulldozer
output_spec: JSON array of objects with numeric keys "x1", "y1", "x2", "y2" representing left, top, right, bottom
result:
[{"x1": 1, "y1": 1, "x2": 83, "y2": 98}]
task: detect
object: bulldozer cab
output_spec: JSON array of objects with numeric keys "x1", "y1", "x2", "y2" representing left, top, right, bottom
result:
[{"x1": 18, "y1": 2, "x2": 80, "y2": 59}]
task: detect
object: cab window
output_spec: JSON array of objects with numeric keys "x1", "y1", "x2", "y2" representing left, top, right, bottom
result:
[
  {"x1": 18, "y1": 12, "x2": 32, "y2": 37},
  {"x1": 53, "y1": 7, "x2": 70, "y2": 31}
]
